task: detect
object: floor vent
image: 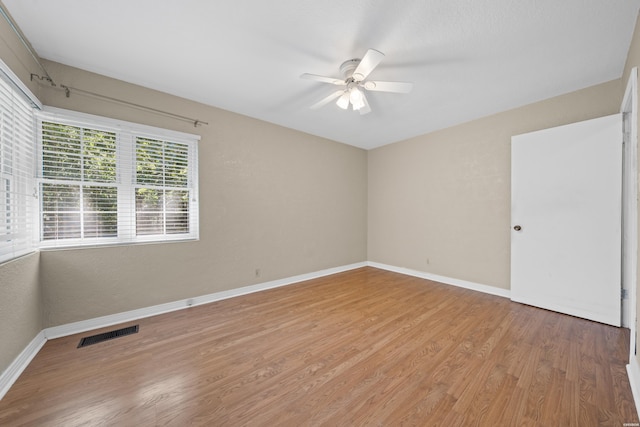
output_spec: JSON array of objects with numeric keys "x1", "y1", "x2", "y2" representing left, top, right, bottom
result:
[{"x1": 77, "y1": 325, "x2": 139, "y2": 348}]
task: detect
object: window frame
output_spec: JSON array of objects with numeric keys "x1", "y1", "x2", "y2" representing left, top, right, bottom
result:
[{"x1": 36, "y1": 107, "x2": 200, "y2": 249}]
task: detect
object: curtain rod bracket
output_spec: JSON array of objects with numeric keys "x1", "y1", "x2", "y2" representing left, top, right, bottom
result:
[{"x1": 31, "y1": 73, "x2": 55, "y2": 87}]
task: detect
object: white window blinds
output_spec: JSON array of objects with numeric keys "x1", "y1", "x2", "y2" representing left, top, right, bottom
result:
[
  {"x1": 40, "y1": 122, "x2": 118, "y2": 240},
  {"x1": 0, "y1": 73, "x2": 37, "y2": 263},
  {"x1": 37, "y1": 108, "x2": 199, "y2": 247}
]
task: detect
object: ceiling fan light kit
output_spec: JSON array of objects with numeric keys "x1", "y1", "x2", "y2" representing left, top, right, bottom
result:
[
  {"x1": 349, "y1": 87, "x2": 365, "y2": 110},
  {"x1": 301, "y1": 48, "x2": 413, "y2": 115},
  {"x1": 337, "y1": 91, "x2": 350, "y2": 109}
]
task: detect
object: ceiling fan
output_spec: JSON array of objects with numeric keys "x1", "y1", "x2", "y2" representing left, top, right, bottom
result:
[{"x1": 300, "y1": 48, "x2": 413, "y2": 115}]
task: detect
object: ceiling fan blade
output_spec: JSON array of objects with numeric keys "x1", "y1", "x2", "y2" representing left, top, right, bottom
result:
[
  {"x1": 363, "y1": 80, "x2": 413, "y2": 93},
  {"x1": 359, "y1": 92, "x2": 372, "y2": 115},
  {"x1": 352, "y1": 49, "x2": 385, "y2": 81},
  {"x1": 310, "y1": 90, "x2": 345, "y2": 110},
  {"x1": 300, "y1": 73, "x2": 345, "y2": 85}
]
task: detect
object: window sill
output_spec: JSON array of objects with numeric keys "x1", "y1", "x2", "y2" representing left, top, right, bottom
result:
[{"x1": 37, "y1": 236, "x2": 199, "y2": 252}]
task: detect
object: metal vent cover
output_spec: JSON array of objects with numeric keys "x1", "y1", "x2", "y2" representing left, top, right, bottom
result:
[{"x1": 77, "y1": 325, "x2": 139, "y2": 348}]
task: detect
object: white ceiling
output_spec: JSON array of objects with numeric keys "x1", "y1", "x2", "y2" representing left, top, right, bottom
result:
[{"x1": 3, "y1": 0, "x2": 640, "y2": 149}]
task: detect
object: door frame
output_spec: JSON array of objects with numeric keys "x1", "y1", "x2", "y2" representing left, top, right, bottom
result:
[{"x1": 622, "y1": 67, "x2": 638, "y2": 360}]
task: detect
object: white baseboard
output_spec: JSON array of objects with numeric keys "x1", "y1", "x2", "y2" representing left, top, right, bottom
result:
[
  {"x1": 0, "y1": 331, "x2": 46, "y2": 401},
  {"x1": 367, "y1": 261, "x2": 511, "y2": 299},
  {"x1": 44, "y1": 261, "x2": 367, "y2": 340},
  {"x1": 628, "y1": 360, "x2": 640, "y2": 421}
]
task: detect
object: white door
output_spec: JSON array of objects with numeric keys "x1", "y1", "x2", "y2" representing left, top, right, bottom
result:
[{"x1": 511, "y1": 114, "x2": 622, "y2": 326}]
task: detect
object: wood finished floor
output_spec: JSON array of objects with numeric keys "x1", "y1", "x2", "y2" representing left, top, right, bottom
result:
[{"x1": 0, "y1": 267, "x2": 637, "y2": 426}]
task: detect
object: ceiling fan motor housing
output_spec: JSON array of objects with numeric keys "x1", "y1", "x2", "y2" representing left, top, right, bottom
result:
[{"x1": 340, "y1": 58, "x2": 361, "y2": 80}]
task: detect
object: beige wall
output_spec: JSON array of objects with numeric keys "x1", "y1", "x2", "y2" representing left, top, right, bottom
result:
[
  {"x1": 368, "y1": 79, "x2": 622, "y2": 289},
  {"x1": 0, "y1": 253, "x2": 40, "y2": 373},
  {"x1": 37, "y1": 61, "x2": 368, "y2": 327}
]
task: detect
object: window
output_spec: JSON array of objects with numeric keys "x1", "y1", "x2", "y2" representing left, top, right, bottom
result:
[
  {"x1": 40, "y1": 122, "x2": 117, "y2": 240},
  {"x1": 38, "y1": 108, "x2": 199, "y2": 247},
  {"x1": 135, "y1": 137, "x2": 191, "y2": 236},
  {"x1": 0, "y1": 70, "x2": 38, "y2": 263}
]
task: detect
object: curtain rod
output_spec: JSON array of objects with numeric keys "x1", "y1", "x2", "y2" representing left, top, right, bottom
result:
[
  {"x1": 51, "y1": 82, "x2": 209, "y2": 128},
  {"x1": 0, "y1": 2, "x2": 208, "y2": 128}
]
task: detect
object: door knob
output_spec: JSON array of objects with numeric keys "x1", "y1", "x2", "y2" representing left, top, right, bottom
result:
[{"x1": 513, "y1": 225, "x2": 522, "y2": 231}]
